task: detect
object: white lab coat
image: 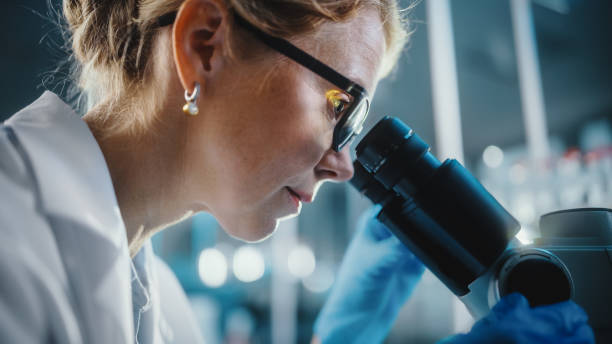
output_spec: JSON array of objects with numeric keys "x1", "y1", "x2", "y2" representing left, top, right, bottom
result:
[{"x1": 0, "y1": 92, "x2": 205, "y2": 344}]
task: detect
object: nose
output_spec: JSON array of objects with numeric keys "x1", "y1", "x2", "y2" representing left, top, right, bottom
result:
[{"x1": 314, "y1": 145, "x2": 355, "y2": 182}]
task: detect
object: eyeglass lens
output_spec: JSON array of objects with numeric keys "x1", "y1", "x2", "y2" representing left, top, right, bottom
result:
[{"x1": 335, "y1": 97, "x2": 369, "y2": 150}]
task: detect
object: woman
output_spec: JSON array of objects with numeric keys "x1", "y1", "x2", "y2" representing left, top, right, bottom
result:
[{"x1": 0, "y1": 0, "x2": 594, "y2": 343}]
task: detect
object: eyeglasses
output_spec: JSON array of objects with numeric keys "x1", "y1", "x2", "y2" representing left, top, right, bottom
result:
[{"x1": 157, "y1": 11, "x2": 370, "y2": 152}]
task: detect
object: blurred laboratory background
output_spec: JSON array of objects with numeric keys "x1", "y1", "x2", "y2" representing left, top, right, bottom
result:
[{"x1": 1, "y1": 0, "x2": 611, "y2": 343}]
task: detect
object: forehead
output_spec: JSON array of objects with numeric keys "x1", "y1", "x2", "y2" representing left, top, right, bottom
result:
[{"x1": 301, "y1": 8, "x2": 385, "y2": 94}]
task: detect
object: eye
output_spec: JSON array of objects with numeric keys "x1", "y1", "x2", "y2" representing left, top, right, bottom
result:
[
  {"x1": 332, "y1": 98, "x2": 346, "y2": 115},
  {"x1": 325, "y1": 90, "x2": 350, "y2": 120}
]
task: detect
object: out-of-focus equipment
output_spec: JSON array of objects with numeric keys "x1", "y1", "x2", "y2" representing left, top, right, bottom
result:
[{"x1": 350, "y1": 116, "x2": 612, "y2": 342}]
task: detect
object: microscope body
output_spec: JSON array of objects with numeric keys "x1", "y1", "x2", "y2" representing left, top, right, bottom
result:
[
  {"x1": 351, "y1": 116, "x2": 612, "y2": 341},
  {"x1": 461, "y1": 208, "x2": 612, "y2": 342},
  {"x1": 532, "y1": 209, "x2": 612, "y2": 340}
]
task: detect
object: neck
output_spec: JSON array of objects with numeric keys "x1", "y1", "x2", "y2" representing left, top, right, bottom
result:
[{"x1": 84, "y1": 99, "x2": 191, "y2": 257}]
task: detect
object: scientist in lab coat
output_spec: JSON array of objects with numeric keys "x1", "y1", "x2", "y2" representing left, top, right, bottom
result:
[{"x1": 0, "y1": 0, "x2": 594, "y2": 343}]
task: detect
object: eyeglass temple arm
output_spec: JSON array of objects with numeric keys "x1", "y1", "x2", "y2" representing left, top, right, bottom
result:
[{"x1": 156, "y1": 11, "x2": 364, "y2": 94}]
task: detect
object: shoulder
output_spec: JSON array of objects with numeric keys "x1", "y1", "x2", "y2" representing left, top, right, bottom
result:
[
  {"x1": 0, "y1": 121, "x2": 64, "y2": 255},
  {"x1": 0, "y1": 124, "x2": 68, "y2": 314},
  {"x1": 0, "y1": 123, "x2": 43, "y2": 244},
  {"x1": 0, "y1": 123, "x2": 32, "y2": 194},
  {"x1": 0, "y1": 122, "x2": 77, "y2": 338},
  {"x1": 0, "y1": 128, "x2": 44, "y2": 277}
]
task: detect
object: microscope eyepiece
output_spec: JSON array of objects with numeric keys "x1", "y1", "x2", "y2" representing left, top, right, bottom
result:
[
  {"x1": 351, "y1": 116, "x2": 520, "y2": 296},
  {"x1": 352, "y1": 161, "x2": 394, "y2": 206},
  {"x1": 354, "y1": 117, "x2": 440, "y2": 196},
  {"x1": 350, "y1": 116, "x2": 611, "y2": 338},
  {"x1": 355, "y1": 116, "x2": 411, "y2": 173}
]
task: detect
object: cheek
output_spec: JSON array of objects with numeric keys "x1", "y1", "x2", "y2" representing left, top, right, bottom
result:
[
  {"x1": 184, "y1": 90, "x2": 334, "y2": 240},
  {"x1": 186, "y1": 66, "x2": 333, "y2": 214},
  {"x1": 199, "y1": 103, "x2": 323, "y2": 206},
  {"x1": 232, "y1": 118, "x2": 325, "y2": 191},
  {"x1": 232, "y1": 74, "x2": 331, "y2": 181},
  {"x1": 271, "y1": 97, "x2": 331, "y2": 177}
]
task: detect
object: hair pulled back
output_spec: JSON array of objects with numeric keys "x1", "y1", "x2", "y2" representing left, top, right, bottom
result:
[{"x1": 62, "y1": 0, "x2": 411, "y2": 133}]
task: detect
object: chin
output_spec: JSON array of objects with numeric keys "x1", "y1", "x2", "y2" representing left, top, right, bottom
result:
[{"x1": 220, "y1": 216, "x2": 280, "y2": 243}]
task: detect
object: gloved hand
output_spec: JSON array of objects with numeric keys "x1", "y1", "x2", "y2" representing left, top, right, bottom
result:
[
  {"x1": 313, "y1": 206, "x2": 425, "y2": 344},
  {"x1": 438, "y1": 293, "x2": 595, "y2": 344}
]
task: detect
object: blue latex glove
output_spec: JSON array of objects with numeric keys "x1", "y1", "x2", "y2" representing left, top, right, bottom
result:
[
  {"x1": 438, "y1": 293, "x2": 595, "y2": 344},
  {"x1": 314, "y1": 206, "x2": 425, "y2": 344}
]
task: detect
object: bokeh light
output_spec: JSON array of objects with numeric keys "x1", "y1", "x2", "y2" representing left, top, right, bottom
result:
[
  {"x1": 198, "y1": 248, "x2": 228, "y2": 287},
  {"x1": 233, "y1": 245, "x2": 265, "y2": 283},
  {"x1": 287, "y1": 245, "x2": 316, "y2": 278},
  {"x1": 483, "y1": 145, "x2": 504, "y2": 168}
]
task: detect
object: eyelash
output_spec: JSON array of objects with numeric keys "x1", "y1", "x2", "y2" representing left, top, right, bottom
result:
[{"x1": 325, "y1": 90, "x2": 350, "y2": 120}]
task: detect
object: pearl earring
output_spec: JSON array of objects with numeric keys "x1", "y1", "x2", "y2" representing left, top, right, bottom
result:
[{"x1": 182, "y1": 82, "x2": 200, "y2": 116}]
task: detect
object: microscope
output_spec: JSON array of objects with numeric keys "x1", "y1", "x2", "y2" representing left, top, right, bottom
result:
[{"x1": 350, "y1": 116, "x2": 612, "y2": 342}]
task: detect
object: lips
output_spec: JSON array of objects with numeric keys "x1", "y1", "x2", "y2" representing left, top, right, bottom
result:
[{"x1": 286, "y1": 187, "x2": 313, "y2": 203}]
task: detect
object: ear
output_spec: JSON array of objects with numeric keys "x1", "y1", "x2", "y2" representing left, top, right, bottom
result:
[{"x1": 172, "y1": 0, "x2": 229, "y2": 94}]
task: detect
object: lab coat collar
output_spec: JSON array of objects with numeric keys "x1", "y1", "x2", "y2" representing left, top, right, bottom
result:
[
  {"x1": 5, "y1": 91, "x2": 126, "y2": 246},
  {"x1": 5, "y1": 92, "x2": 134, "y2": 343}
]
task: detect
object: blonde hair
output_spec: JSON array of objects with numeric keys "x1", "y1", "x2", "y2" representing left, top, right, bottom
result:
[{"x1": 62, "y1": 0, "x2": 413, "y2": 134}]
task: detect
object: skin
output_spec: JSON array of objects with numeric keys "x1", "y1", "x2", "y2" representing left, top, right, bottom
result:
[{"x1": 83, "y1": 0, "x2": 386, "y2": 256}]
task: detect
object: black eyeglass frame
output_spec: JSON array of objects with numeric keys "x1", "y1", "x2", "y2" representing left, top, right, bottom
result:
[{"x1": 157, "y1": 11, "x2": 370, "y2": 152}]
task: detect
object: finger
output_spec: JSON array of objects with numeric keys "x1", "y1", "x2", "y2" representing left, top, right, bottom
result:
[
  {"x1": 520, "y1": 322, "x2": 594, "y2": 344},
  {"x1": 531, "y1": 301, "x2": 589, "y2": 334},
  {"x1": 562, "y1": 322, "x2": 595, "y2": 344},
  {"x1": 491, "y1": 292, "x2": 530, "y2": 318}
]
